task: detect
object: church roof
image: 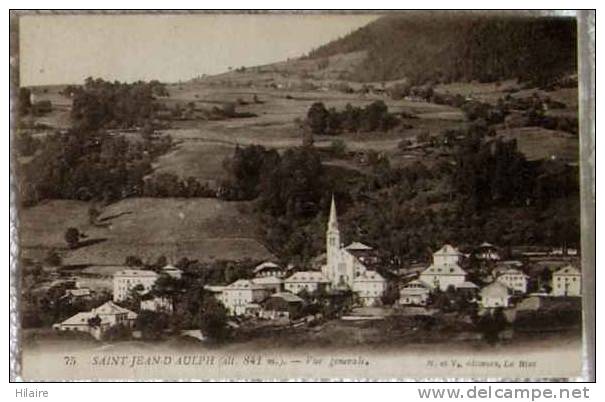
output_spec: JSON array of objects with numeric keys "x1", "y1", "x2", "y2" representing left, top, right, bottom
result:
[
  {"x1": 344, "y1": 242, "x2": 373, "y2": 251},
  {"x1": 421, "y1": 263, "x2": 467, "y2": 276}
]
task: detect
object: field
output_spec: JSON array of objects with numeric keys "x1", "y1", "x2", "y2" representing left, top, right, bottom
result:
[
  {"x1": 20, "y1": 198, "x2": 273, "y2": 267},
  {"x1": 496, "y1": 126, "x2": 579, "y2": 162}
]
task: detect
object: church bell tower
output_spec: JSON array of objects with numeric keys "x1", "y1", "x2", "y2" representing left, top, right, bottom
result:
[{"x1": 326, "y1": 195, "x2": 341, "y2": 281}]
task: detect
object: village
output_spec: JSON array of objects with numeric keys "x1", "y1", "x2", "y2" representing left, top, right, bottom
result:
[{"x1": 50, "y1": 196, "x2": 582, "y2": 342}]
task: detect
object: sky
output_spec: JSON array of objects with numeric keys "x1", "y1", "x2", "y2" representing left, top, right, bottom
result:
[{"x1": 18, "y1": 13, "x2": 379, "y2": 86}]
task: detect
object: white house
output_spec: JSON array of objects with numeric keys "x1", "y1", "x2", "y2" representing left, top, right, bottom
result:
[
  {"x1": 352, "y1": 270, "x2": 387, "y2": 306},
  {"x1": 217, "y1": 279, "x2": 271, "y2": 316},
  {"x1": 479, "y1": 282, "x2": 511, "y2": 308},
  {"x1": 113, "y1": 269, "x2": 158, "y2": 302},
  {"x1": 399, "y1": 279, "x2": 431, "y2": 306},
  {"x1": 419, "y1": 244, "x2": 468, "y2": 291},
  {"x1": 321, "y1": 196, "x2": 387, "y2": 302},
  {"x1": 284, "y1": 271, "x2": 330, "y2": 294},
  {"x1": 496, "y1": 268, "x2": 529, "y2": 294},
  {"x1": 53, "y1": 301, "x2": 137, "y2": 340},
  {"x1": 551, "y1": 265, "x2": 582, "y2": 297}
]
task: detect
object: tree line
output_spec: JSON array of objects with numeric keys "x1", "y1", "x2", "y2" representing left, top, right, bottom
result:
[
  {"x1": 308, "y1": 13, "x2": 577, "y2": 87},
  {"x1": 306, "y1": 101, "x2": 399, "y2": 135}
]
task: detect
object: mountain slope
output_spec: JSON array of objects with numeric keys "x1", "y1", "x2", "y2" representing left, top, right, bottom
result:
[{"x1": 307, "y1": 12, "x2": 577, "y2": 85}]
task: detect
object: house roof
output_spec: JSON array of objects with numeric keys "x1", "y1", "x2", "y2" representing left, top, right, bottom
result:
[
  {"x1": 204, "y1": 285, "x2": 225, "y2": 293},
  {"x1": 480, "y1": 281, "x2": 510, "y2": 297},
  {"x1": 93, "y1": 301, "x2": 137, "y2": 318},
  {"x1": 403, "y1": 279, "x2": 431, "y2": 288},
  {"x1": 225, "y1": 279, "x2": 264, "y2": 290},
  {"x1": 162, "y1": 264, "x2": 182, "y2": 273},
  {"x1": 499, "y1": 260, "x2": 524, "y2": 267},
  {"x1": 270, "y1": 292, "x2": 304, "y2": 303},
  {"x1": 285, "y1": 271, "x2": 329, "y2": 283},
  {"x1": 114, "y1": 269, "x2": 158, "y2": 278},
  {"x1": 252, "y1": 276, "x2": 284, "y2": 285},
  {"x1": 400, "y1": 287, "x2": 430, "y2": 296},
  {"x1": 64, "y1": 288, "x2": 92, "y2": 297},
  {"x1": 354, "y1": 270, "x2": 385, "y2": 282},
  {"x1": 497, "y1": 268, "x2": 529, "y2": 278},
  {"x1": 58, "y1": 312, "x2": 95, "y2": 326},
  {"x1": 478, "y1": 241, "x2": 496, "y2": 248},
  {"x1": 421, "y1": 263, "x2": 467, "y2": 276},
  {"x1": 344, "y1": 242, "x2": 373, "y2": 251},
  {"x1": 434, "y1": 244, "x2": 462, "y2": 256},
  {"x1": 400, "y1": 280, "x2": 431, "y2": 295},
  {"x1": 253, "y1": 261, "x2": 281, "y2": 274},
  {"x1": 553, "y1": 265, "x2": 581, "y2": 276},
  {"x1": 58, "y1": 301, "x2": 137, "y2": 326},
  {"x1": 457, "y1": 281, "x2": 479, "y2": 289}
]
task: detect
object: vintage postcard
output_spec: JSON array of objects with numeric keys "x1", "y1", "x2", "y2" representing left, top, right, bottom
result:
[{"x1": 10, "y1": 10, "x2": 595, "y2": 381}]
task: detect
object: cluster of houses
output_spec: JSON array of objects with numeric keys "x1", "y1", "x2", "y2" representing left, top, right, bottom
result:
[
  {"x1": 400, "y1": 241, "x2": 582, "y2": 311},
  {"x1": 52, "y1": 197, "x2": 582, "y2": 339},
  {"x1": 205, "y1": 197, "x2": 387, "y2": 316}
]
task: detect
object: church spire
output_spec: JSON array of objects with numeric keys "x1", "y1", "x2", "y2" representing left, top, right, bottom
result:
[{"x1": 329, "y1": 194, "x2": 338, "y2": 231}]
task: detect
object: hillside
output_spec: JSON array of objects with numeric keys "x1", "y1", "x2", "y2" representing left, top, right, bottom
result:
[
  {"x1": 19, "y1": 198, "x2": 274, "y2": 266},
  {"x1": 307, "y1": 12, "x2": 577, "y2": 85}
]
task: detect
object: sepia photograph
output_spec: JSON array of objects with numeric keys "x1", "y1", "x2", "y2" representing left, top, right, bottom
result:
[{"x1": 9, "y1": 10, "x2": 595, "y2": 381}]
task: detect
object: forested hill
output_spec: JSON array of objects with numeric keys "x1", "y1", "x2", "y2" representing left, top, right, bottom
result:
[{"x1": 307, "y1": 12, "x2": 577, "y2": 86}]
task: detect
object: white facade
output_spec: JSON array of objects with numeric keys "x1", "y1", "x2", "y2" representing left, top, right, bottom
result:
[
  {"x1": 480, "y1": 282, "x2": 510, "y2": 308},
  {"x1": 284, "y1": 271, "x2": 330, "y2": 294},
  {"x1": 353, "y1": 271, "x2": 387, "y2": 306},
  {"x1": 419, "y1": 245, "x2": 467, "y2": 291},
  {"x1": 496, "y1": 268, "x2": 529, "y2": 294},
  {"x1": 113, "y1": 269, "x2": 159, "y2": 302},
  {"x1": 551, "y1": 265, "x2": 581, "y2": 297},
  {"x1": 217, "y1": 279, "x2": 270, "y2": 316}
]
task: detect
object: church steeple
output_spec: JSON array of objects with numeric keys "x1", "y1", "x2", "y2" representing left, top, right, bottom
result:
[{"x1": 329, "y1": 194, "x2": 338, "y2": 232}]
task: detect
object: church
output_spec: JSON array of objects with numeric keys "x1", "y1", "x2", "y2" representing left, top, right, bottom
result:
[{"x1": 321, "y1": 196, "x2": 387, "y2": 306}]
